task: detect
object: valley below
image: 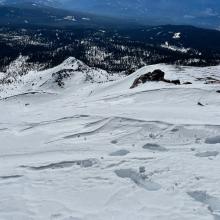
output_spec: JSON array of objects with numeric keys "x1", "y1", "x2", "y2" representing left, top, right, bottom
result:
[{"x1": 1, "y1": 24, "x2": 220, "y2": 75}]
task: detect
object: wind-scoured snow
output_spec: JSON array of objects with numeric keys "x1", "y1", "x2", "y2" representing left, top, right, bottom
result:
[{"x1": 0, "y1": 58, "x2": 220, "y2": 220}]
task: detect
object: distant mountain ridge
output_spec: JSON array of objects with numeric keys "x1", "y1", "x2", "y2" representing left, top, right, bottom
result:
[
  {"x1": 3, "y1": 0, "x2": 219, "y2": 29},
  {"x1": 0, "y1": 2, "x2": 136, "y2": 28},
  {"x1": 0, "y1": 0, "x2": 59, "y2": 7},
  {"x1": 62, "y1": 0, "x2": 220, "y2": 29},
  {"x1": 1, "y1": 0, "x2": 220, "y2": 29}
]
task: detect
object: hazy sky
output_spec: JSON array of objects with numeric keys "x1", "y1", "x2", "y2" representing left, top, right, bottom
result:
[
  {"x1": 2, "y1": 0, "x2": 220, "y2": 28},
  {"x1": 57, "y1": 0, "x2": 220, "y2": 28}
]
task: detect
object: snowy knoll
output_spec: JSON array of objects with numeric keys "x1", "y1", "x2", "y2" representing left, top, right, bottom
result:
[
  {"x1": 0, "y1": 57, "x2": 119, "y2": 98},
  {"x1": 0, "y1": 59, "x2": 220, "y2": 220}
]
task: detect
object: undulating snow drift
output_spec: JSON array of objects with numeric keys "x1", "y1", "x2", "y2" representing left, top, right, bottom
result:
[{"x1": 0, "y1": 57, "x2": 220, "y2": 220}]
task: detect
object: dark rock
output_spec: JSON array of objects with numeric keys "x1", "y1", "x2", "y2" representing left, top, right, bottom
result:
[
  {"x1": 52, "y1": 69, "x2": 72, "y2": 88},
  {"x1": 150, "y1": 69, "x2": 165, "y2": 81},
  {"x1": 197, "y1": 102, "x2": 204, "y2": 106},
  {"x1": 172, "y1": 80, "x2": 181, "y2": 85},
  {"x1": 130, "y1": 69, "x2": 165, "y2": 89},
  {"x1": 183, "y1": 82, "x2": 193, "y2": 85},
  {"x1": 204, "y1": 77, "x2": 220, "y2": 84},
  {"x1": 196, "y1": 77, "x2": 220, "y2": 84},
  {"x1": 130, "y1": 69, "x2": 180, "y2": 89},
  {"x1": 164, "y1": 79, "x2": 181, "y2": 85},
  {"x1": 216, "y1": 90, "x2": 220, "y2": 93}
]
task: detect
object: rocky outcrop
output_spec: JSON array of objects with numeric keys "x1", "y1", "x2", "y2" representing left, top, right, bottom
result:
[
  {"x1": 130, "y1": 69, "x2": 180, "y2": 89},
  {"x1": 197, "y1": 76, "x2": 220, "y2": 84},
  {"x1": 52, "y1": 69, "x2": 72, "y2": 88},
  {"x1": 205, "y1": 77, "x2": 220, "y2": 84}
]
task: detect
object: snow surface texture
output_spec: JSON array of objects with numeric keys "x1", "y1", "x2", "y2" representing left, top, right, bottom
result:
[{"x1": 0, "y1": 57, "x2": 220, "y2": 220}]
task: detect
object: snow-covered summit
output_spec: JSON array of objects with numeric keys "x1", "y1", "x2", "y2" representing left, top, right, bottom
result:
[{"x1": 0, "y1": 57, "x2": 120, "y2": 98}]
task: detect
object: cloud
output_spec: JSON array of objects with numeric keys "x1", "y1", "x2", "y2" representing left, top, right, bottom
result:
[
  {"x1": 184, "y1": 15, "x2": 196, "y2": 19},
  {"x1": 203, "y1": 8, "x2": 218, "y2": 17}
]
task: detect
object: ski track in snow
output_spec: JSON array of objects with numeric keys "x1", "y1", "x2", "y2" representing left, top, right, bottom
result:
[{"x1": 0, "y1": 58, "x2": 220, "y2": 220}]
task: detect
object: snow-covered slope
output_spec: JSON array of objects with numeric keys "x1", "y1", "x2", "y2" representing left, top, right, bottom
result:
[{"x1": 0, "y1": 59, "x2": 220, "y2": 220}]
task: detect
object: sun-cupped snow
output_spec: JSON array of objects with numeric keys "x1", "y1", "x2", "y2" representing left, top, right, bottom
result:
[{"x1": 0, "y1": 58, "x2": 220, "y2": 220}]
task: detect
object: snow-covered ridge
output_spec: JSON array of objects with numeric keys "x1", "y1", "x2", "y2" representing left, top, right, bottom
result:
[{"x1": 0, "y1": 57, "x2": 120, "y2": 98}]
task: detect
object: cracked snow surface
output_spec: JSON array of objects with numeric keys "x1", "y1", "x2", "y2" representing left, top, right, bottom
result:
[{"x1": 0, "y1": 58, "x2": 220, "y2": 220}]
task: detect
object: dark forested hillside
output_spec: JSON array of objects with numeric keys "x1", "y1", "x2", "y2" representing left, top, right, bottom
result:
[{"x1": 1, "y1": 24, "x2": 220, "y2": 74}]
